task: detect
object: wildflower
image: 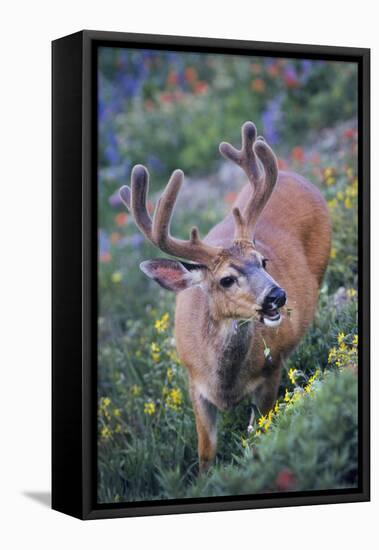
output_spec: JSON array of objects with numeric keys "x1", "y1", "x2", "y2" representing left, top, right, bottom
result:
[
  {"x1": 102, "y1": 397, "x2": 111, "y2": 407},
  {"x1": 288, "y1": 368, "x2": 297, "y2": 385},
  {"x1": 165, "y1": 387, "x2": 183, "y2": 411},
  {"x1": 150, "y1": 342, "x2": 161, "y2": 362},
  {"x1": 167, "y1": 70, "x2": 178, "y2": 86},
  {"x1": 251, "y1": 78, "x2": 265, "y2": 93},
  {"x1": 131, "y1": 384, "x2": 141, "y2": 397},
  {"x1": 100, "y1": 426, "x2": 112, "y2": 439},
  {"x1": 347, "y1": 288, "x2": 357, "y2": 299},
  {"x1": 337, "y1": 332, "x2": 346, "y2": 344},
  {"x1": 167, "y1": 367, "x2": 173, "y2": 383},
  {"x1": 291, "y1": 146, "x2": 304, "y2": 163},
  {"x1": 284, "y1": 388, "x2": 291, "y2": 403},
  {"x1": 325, "y1": 176, "x2": 336, "y2": 186},
  {"x1": 144, "y1": 402, "x2": 156, "y2": 416},
  {"x1": 353, "y1": 334, "x2": 358, "y2": 346},
  {"x1": 184, "y1": 67, "x2": 197, "y2": 83},
  {"x1": 330, "y1": 247, "x2": 337, "y2": 259},
  {"x1": 274, "y1": 401, "x2": 280, "y2": 414},
  {"x1": 114, "y1": 424, "x2": 122, "y2": 433},
  {"x1": 344, "y1": 197, "x2": 353, "y2": 209},
  {"x1": 324, "y1": 167, "x2": 334, "y2": 178},
  {"x1": 166, "y1": 349, "x2": 180, "y2": 363},
  {"x1": 275, "y1": 468, "x2": 296, "y2": 491},
  {"x1": 327, "y1": 198, "x2": 338, "y2": 211},
  {"x1": 155, "y1": 312, "x2": 169, "y2": 333},
  {"x1": 258, "y1": 414, "x2": 267, "y2": 428},
  {"x1": 99, "y1": 251, "x2": 111, "y2": 263},
  {"x1": 113, "y1": 408, "x2": 121, "y2": 417},
  {"x1": 194, "y1": 81, "x2": 208, "y2": 94},
  {"x1": 115, "y1": 212, "x2": 128, "y2": 226},
  {"x1": 111, "y1": 271, "x2": 122, "y2": 283}
]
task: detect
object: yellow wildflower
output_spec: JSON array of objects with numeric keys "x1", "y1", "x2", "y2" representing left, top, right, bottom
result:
[
  {"x1": 337, "y1": 332, "x2": 345, "y2": 345},
  {"x1": 288, "y1": 367, "x2": 297, "y2": 385},
  {"x1": 131, "y1": 384, "x2": 141, "y2": 397},
  {"x1": 330, "y1": 247, "x2": 337, "y2": 259},
  {"x1": 165, "y1": 387, "x2": 183, "y2": 411},
  {"x1": 347, "y1": 288, "x2": 357, "y2": 299},
  {"x1": 344, "y1": 197, "x2": 352, "y2": 209},
  {"x1": 102, "y1": 397, "x2": 111, "y2": 407},
  {"x1": 111, "y1": 271, "x2": 123, "y2": 283},
  {"x1": 325, "y1": 176, "x2": 336, "y2": 186},
  {"x1": 284, "y1": 388, "x2": 291, "y2": 403},
  {"x1": 167, "y1": 368, "x2": 173, "y2": 383},
  {"x1": 353, "y1": 334, "x2": 358, "y2": 346},
  {"x1": 155, "y1": 312, "x2": 170, "y2": 333},
  {"x1": 144, "y1": 402, "x2": 156, "y2": 416},
  {"x1": 150, "y1": 342, "x2": 161, "y2": 362},
  {"x1": 100, "y1": 426, "x2": 112, "y2": 439},
  {"x1": 327, "y1": 198, "x2": 338, "y2": 211},
  {"x1": 113, "y1": 408, "x2": 121, "y2": 417}
]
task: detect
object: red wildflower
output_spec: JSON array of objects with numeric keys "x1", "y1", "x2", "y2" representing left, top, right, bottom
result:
[
  {"x1": 267, "y1": 63, "x2": 280, "y2": 77},
  {"x1": 184, "y1": 67, "x2": 197, "y2": 83},
  {"x1": 251, "y1": 78, "x2": 265, "y2": 93},
  {"x1": 115, "y1": 212, "x2": 128, "y2": 227},
  {"x1": 167, "y1": 71, "x2": 178, "y2": 87},
  {"x1": 275, "y1": 468, "x2": 296, "y2": 491},
  {"x1": 343, "y1": 128, "x2": 355, "y2": 139},
  {"x1": 194, "y1": 81, "x2": 208, "y2": 95},
  {"x1": 160, "y1": 93, "x2": 175, "y2": 104},
  {"x1": 99, "y1": 252, "x2": 111, "y2": 263},
  {"x1": 291, "y1": 146, "x2": 305, "y2": 163}
]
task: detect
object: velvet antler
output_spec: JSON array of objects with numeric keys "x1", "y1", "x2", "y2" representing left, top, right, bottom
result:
[
  {"x1": 119, "y1": 165, "x2": 221, "y2": 265},
  {"x1": 219, "y1": 121, "x2": 278, "y2": 241}
]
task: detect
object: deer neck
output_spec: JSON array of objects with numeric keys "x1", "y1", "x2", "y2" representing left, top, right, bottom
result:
[{"x1": 207, "y1": 317, "x2": 253, "y2": 370}]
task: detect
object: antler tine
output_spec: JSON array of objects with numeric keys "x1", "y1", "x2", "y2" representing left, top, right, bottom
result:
[
  {"x1": 220, "y1": 122, "x2": 278, "y2": 241},
  {"x1": 152, "y1": 169, "x2": 221, "y2": 265},
  {"x1": 119, "y1": 164, "x2": 155, "y2": 243},
  {"x1": 219, "y1": 121, "x2": 262, "y2": 183},
  {"x1": 120, "y1": 165, "x2": 221, "y2": 266}
]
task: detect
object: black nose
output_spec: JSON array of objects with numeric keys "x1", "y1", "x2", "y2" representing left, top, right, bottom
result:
[{"x1": 262, "y1": 287, "x2": 286, "y2": 310}]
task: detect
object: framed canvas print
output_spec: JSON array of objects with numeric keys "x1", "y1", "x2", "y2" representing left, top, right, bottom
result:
[{"x1": 52, "y1": 30, "x2": 370, "y2": 520}]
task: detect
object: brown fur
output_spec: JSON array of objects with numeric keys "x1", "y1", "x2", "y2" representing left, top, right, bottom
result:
[{"x1": 175, "y1": 170, "x2": 331, "y2": 470}]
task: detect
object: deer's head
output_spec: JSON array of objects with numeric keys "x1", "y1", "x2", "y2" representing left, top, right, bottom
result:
[{"x1": 119, "y1": 122, "x2": 286, "y2": 327}]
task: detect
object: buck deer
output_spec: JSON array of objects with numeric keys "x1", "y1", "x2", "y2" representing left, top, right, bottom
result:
[{"x1": 119, "y1": 122, "x2": 331, "y2": 472}]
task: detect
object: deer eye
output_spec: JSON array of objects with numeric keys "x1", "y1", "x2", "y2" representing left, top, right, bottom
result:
[
  {"x1": 219, "y1": 276, "x2": 236, "y2": 288},
  {"x1": 262, "y1": 258, "x2": 269, "y2": 269}
]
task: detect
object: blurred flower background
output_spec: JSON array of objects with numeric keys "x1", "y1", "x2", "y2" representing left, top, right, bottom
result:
[{"x1": 97, "y1": 47, "x2": 358, "y2": 504}]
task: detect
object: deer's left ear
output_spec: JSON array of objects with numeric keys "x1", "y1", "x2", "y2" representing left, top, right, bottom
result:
[{"x1": 140, "y1": 259, "x2": 206, "y2": 293}]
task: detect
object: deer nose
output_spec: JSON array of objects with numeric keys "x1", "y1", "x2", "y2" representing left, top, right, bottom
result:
[{"x1": 262, "y1": 287, "x2": 287, "y2": 310}]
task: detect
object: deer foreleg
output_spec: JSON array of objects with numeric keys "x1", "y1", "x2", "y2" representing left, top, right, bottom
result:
[{"x1": 190, "y1": 388, "x2": 218, "y2": 474}]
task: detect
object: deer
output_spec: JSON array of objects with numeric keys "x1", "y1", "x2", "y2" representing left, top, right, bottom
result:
[{"x1": 119, "y1": 121, "x2": 331, "y2": 473}]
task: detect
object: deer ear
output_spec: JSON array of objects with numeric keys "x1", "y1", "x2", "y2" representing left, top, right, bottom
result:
[{"x1": 140, "y1": 259, "x2": 205, "y2": 292}]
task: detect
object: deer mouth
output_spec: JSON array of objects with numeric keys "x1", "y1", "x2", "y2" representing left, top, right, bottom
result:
[{"x1": 260, "y1": 308, "x2": 282, "y2": 327}]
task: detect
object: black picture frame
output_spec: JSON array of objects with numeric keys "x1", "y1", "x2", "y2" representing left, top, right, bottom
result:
[{"x1": 52, "y1": 30, "x2": 370, "y2": 520}]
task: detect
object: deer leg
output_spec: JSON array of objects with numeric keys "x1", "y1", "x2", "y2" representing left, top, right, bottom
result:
[
  {"x1": 190, "y1": 388, "x2": 218, "y2": 474},
  {"x1": 253, "y1": 364, "x2": 282, "y2": 415}
]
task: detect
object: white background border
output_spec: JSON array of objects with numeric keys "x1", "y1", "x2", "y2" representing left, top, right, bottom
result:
[{"x1": 1, "y1": 1, "x2": 376, "y2": 548}]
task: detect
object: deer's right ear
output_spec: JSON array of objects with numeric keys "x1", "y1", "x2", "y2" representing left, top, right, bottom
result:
[{"x1": 140, "y1": 259, "x2": 206, "y2": 293}]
